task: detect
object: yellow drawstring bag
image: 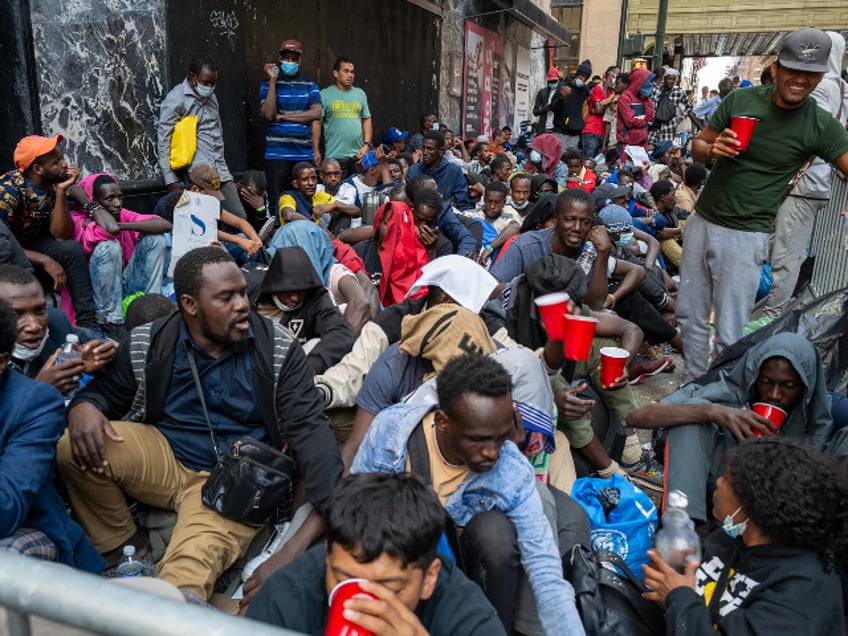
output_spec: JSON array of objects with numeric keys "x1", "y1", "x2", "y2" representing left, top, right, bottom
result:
[{"x1": 169, "y1": 114, "x2": 197, "y2": 171}]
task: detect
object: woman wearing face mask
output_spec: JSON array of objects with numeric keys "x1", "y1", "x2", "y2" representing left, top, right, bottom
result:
[
  {"x1": 642, "y1": 437, "x2": 848, "y2": 636},
  {"x1": 157, "y1": 54, "x2": 247, "y2": 220}
]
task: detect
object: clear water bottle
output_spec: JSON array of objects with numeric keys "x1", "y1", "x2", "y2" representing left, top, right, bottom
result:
[
  {"x1": 55, "y1": 334, "x2": 82, "y2": 365},
  {"x1": 654, "y1": 490, "x2": 701, "y2": 573},
  {"x1": 116, "y1": 545, "x2": 144, "y2": 578}
]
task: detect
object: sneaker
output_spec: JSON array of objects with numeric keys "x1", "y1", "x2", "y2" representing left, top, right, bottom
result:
[
  {"x1": 623, "y1": 455, "x2": 664, "y2": 488},
  {"x1": 258, "y1": 217, "x2": 276, "y2": 244},
  {"x1": 627, "y1": 354, "x2": 671, "y2": 384}
]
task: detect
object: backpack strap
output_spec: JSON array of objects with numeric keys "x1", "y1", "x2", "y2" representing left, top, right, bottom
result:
[{"x1": 407, "y1": 421, "x2": 431, "y2": 486}]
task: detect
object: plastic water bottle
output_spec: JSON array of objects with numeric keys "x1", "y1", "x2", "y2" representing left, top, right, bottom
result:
[
  {"x1": 654, "y1": 490, "x2": 701, "y2": 573},
  {"x1": 116, "y1": 545, "x2": 144, "y2": 577},
  {"x1": 55, "y1": 334, "x2": 82, "y2": 365}
]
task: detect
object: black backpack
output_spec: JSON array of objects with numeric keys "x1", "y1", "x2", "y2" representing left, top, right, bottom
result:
[
  {"x1": 566, "y1": 544, "x2": 666, "y2": 636},
  {"x1": 654, "y1": 91, "x2": 676, "y2": 124}
]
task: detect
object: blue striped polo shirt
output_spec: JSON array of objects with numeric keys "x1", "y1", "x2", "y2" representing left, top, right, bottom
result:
[{"x1": 259, "y1": 75, "x2": 321, "y2": 161}]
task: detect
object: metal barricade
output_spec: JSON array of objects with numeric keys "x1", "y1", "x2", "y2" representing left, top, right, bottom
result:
[
  {"x1": 810, "y1": 170, "x2": 848, "y2": 296},
  {"x1": 0, "y1": 552, "x2": 302, "y2": 636}
]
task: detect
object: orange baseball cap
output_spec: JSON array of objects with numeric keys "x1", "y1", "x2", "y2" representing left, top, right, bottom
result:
[{"x1": 14, "y1": 135, "x2": 65, "y2": 171}]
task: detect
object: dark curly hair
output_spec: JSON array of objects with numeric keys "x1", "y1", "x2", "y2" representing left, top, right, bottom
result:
[
  {"x1": 436, "y1": 353, "x2": 512, "y2": 418},
  {"x1": 726, "y1": 437, "x2": 848, "y2": 570}
]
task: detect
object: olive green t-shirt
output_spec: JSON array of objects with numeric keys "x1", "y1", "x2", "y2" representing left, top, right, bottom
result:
[{"x1": 695, "y1": 85, "x2": 848, "y2": 233}]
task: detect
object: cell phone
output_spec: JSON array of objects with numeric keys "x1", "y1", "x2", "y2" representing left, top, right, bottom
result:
[
  {"x1": 270, "y1": 65, "x2": 279, "y2": 77},
  {"x1": 380, "y1": 144, "x2": 392, "y2": 155}
]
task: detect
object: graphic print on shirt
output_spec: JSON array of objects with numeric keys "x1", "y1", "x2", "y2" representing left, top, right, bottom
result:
[{"x1": 696, "y1": 555, "x2": 761, "y2": 617}]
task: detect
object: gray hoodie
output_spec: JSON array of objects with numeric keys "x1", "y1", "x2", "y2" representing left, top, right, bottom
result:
[
  {"x1": 663, "y1": 332, "x2": 833, "y2": 449},
  {"x1": 793, "y1": 31, "x2": 848, "y2": 198}
]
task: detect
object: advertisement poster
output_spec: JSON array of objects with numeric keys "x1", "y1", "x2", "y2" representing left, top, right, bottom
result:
[
  {"x1": 463, "y1": 22, "x2": 502, "y2": 138},
  {"x1": 499, "y1": 41, "x2": 515, "y2": 131},
  {"x1": 513, "y1": 46, "x2": 531, "y2": 133}
]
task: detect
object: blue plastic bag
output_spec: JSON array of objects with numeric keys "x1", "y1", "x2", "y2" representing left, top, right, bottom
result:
[
  {"x1": 571, "y1": 475, "x2": 658, "y2": 578},
  {"x1": 756, "y1": 262, "x2": 772, "y2": 301}
]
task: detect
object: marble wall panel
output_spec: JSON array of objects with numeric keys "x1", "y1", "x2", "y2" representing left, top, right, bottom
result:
[{"x1": 29, "y1": 0, "x2": 167, "y2": 181}]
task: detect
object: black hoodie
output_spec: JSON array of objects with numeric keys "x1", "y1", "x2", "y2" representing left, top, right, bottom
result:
[
  {"x1": 255, "y1": 247, "x2": 354, "y2": 374},
  {"x1": 665, "y1": 529, "x2": 845, "y2": 635}
]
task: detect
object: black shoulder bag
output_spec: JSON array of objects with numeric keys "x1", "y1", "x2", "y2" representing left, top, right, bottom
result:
[
  {"x1": 185, "y1": 342, "x2": 296, "y2": 527},
  {"x1": 566, "y1": 544, "x2": 667, "y2": 636}
]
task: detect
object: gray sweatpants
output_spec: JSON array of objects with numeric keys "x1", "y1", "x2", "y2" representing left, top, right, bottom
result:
[
  {"x1": 665, "y1": 423, "x2": 735, "y2": 522},
  {"x1": 755, "y1": 195, "x2": 828, "y2": 320},
  {"x1": 676, "y1": 214, "x2": 769, "y2": 382}
]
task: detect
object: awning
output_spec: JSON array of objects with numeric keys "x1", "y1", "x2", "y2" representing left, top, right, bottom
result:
[{"x1": 474, "y1": 0, "x2": 571, "y2": 45}]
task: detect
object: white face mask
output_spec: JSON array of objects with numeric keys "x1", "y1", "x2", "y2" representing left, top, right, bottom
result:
[
  {"x1": 12, "y1": 329, "x2": 50, "y2": 361},
  {"x1": 272, "y1": 294, "x2": 301, "y2": 313},
  {"x1": 721, "y1": 505, "x2": 749, "y2": 539},
  {"x1": 529, "y1": 149, "x2": 543, "y2": 165}
]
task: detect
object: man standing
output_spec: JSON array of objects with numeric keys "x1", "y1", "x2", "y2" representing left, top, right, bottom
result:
[
  {"x1": 755, "y1": 31, "x2": 848, "y2": 320},
  {"x1": 533, "y1": 68, "x2": 561, "y2": 135},
  {"x1": 260, "y1": 39, "x2": 322, "y2": 221},
  {"x1": 680, "y1": 27, "x2": 848, "y2": 382},
  {"x1": 582, "y1": 65, "x2": 619, "y2": 158},
  {"x1": 407, "y1": 132, "x2": 472, "y2": 211},
  {"x1": 57, "y1": 247, "x2": 343, "y2": 600},
  {"x1": 157, "y1": 55, "x2": 246, "y2": 219},
  {"x1": 552, "y1": 60, "x2": 593, "y2": 152},
  {"x1": 321, "y1": 57, "x2": 372, "y2": 179},
  {"x1": 0, "y1": 135, "x2": 100, "y2": 331},
  {"x1": 648, "y1": 68, "x2": 697, "y2": 146}
]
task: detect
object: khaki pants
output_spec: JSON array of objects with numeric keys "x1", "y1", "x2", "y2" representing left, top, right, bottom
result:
[{"x1": 57, "y1": 422, "x2": 260, "y2": 600}]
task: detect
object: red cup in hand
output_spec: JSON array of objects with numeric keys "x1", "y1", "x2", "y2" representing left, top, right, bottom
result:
[
  {"x1": 535, "y1": 292, "x2": 570, "y2": 341},
  {"x1": 326, "y1": 578, "x2": 378, "y2": 636},
  {"x1": 563, "y1": 315, "x2": 599, "y2": 361},
  {"x1": 751, "y1": 402, "x2": 787, "y2": 437},
  {"x1": 600, "y1": 346, "x2": 629, "y2": 387},
  {"x1": 730, "y1": 116, "x2": 758, "y2": 151}
]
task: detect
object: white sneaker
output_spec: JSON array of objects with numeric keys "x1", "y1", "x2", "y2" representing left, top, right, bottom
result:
[{"x1": 241, "y1": 504, "x2": 313, "y2": 580}]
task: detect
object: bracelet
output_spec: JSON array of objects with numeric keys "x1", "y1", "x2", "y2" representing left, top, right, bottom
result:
[
  {"x1": 484, "y1": 244, "x2": 493, "y2": 252},
  {"x1": 83, "y1": 201, "x2": 103, "y2": 219},
  {"x1": 256, "y1": 205, "x2": 266, "y2": 212},
  {"x1": 607, "y1": 293, "x2": 616, "y2": 309},
  {"x1": 363, "y1": 141, "x2": 373, "y2": 148}
]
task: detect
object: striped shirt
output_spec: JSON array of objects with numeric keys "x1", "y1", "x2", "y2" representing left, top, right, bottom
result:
[{"x1": 260, "y1": 75, "x2": 321, "y2": 161}]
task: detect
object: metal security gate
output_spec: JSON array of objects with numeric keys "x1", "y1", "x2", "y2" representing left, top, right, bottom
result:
[{"x1": 810, "y1": 171, "x2": 848, "y2": 296}]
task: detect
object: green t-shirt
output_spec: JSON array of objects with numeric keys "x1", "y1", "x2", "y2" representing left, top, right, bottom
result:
[
  {"x1": 320, "y1": 85, "x2": 371, "y2": 160},
  {"x1": 696, "y1": 85, "x2": 848, "y2": 232}
]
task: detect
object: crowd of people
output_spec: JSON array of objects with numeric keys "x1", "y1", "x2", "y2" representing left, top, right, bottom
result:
[{"x1": 3, "y1": 26, "x2": 848, "y2": 636}]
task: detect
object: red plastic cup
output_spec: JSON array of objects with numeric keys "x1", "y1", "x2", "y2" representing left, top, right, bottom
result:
[
  {"x1": 750, "y1": 402, "x2": 787, "y2": 437},
  {"x1": 600, "y1": 346, "x2": 629, "y2": 387},
  {"x1": 730, "y1": 116, "x2": 758, "y2": 151},
  {"x1": 562, "y1": 315, "x2": 599, "y2": 361},
  {"x1": 326, "y1": 578, "x2": 378, "y2": 636},
  {"x1": 535, "y1": 292, "x2": 571, "y2": 341}
]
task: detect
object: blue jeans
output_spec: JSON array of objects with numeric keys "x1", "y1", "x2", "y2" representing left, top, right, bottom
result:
[
  {"x1": 581, "y1": 133, "x2": 603, "y2": 158},
  {"x1": 89, "y1": 234, "x2": 167, "y2": 324}
]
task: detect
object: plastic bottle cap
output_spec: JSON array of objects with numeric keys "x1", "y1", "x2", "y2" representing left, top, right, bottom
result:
[
  {"x1": 122, "y1": 545, "x2": 135, "y2": 557},
  {"x1": 66, "y1": 334, "x2": 80, "y2": 344},
  {"x1": 667, "y1": 489, "x2": 688, "y2": 509}
]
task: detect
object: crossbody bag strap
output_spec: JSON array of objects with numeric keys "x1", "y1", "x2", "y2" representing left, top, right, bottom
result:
[
  {"x1": 708, "y1": 543, "x2": 740, "y2": 625},
  {"x1": 184, "y1": 341, "x2": 223, "y2": 458}
]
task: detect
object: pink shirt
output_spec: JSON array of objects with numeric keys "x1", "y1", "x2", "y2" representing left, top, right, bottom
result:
[{"x1": 71, "y1": 208, "x2": 161, "y2": 267}]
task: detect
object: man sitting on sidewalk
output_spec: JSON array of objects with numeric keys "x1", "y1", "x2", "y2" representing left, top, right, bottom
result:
[{"x1": 245, "y1": 472, "x2": 506, "y2": 635}]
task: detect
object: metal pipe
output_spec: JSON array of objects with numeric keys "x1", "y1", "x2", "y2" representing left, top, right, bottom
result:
[
  {"x1": 0, "y1": 553, "x2": 301, "y2": 636},
  {"x1": 653, "y1": 0, "x2": 669, "y2": 69},
  {"x1": 617, "y1": 0, "x2": 629, "y2": 67},
  {"x1": 6, "y1": 609, "x2": 31, "y2": 636}
]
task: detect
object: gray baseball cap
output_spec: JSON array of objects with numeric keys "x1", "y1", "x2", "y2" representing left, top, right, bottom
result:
[{"x1": 778, "y1": 27, "x2": 831, "y2": 73}]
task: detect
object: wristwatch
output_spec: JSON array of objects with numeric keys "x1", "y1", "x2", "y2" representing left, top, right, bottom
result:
[{"x1": 83, "y1": 201, "x2": 103, "y2": 219}]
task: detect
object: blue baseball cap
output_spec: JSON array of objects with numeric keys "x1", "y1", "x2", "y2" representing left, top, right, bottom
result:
[
  {"x1": 382, "y1": 127, "x2": 408, "y2": 144},
  {"x1": 361, "y1": 150, "x2": 379, "y2": 170}
]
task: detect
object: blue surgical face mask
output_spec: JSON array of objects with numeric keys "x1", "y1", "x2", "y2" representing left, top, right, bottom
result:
[
  {"x1": 431, "y1": 122, "x2": 440, "y2": 131},
  {"x1": 548, "y1": 81, "x2": 559, "y2": 90},
  {"x1": 574, "y1": 79, "x2": 585, "y2": 88},
  {"x1": 721, "y1": 505, "x2": 748, "y2": 539},
  {"x1": 195, "y1": 84, "x2": 214, "y2": 99},
  {"x1": 280, "y1": 61, "x2": 299, "y2": 76},
  {"x1": 514, "y1": 199, "x2": 530, "y2": 210},
  {"x1": 617, "y1": 231, "x2": 634, "y2": 246},
  {"x1": 529, "y1": 149, "x2": 542, "y2": 165}
]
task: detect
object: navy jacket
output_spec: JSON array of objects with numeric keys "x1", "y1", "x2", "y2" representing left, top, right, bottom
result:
[
  {"x1": 408, "y1": 158, "x2": 474, "y2": 211},
  {"x1": 0, "y1": 369, "x2": 103, "y2": 572}
]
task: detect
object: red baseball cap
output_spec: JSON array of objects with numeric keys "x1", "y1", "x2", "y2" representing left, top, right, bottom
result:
[
  {"x1": 14, "y1": 135, "x2": 64, "y2": 171},
  {"x1": 546, "y1": 67, "x2": 560, "y2": 81},
  {"x1": 280, "y1": 39, "x2": 303, "y2": 55}
]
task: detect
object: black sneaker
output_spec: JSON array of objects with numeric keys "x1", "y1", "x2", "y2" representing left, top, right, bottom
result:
[{"x1": 623, "y1": 455, "x2": 664, "y2": 488}]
